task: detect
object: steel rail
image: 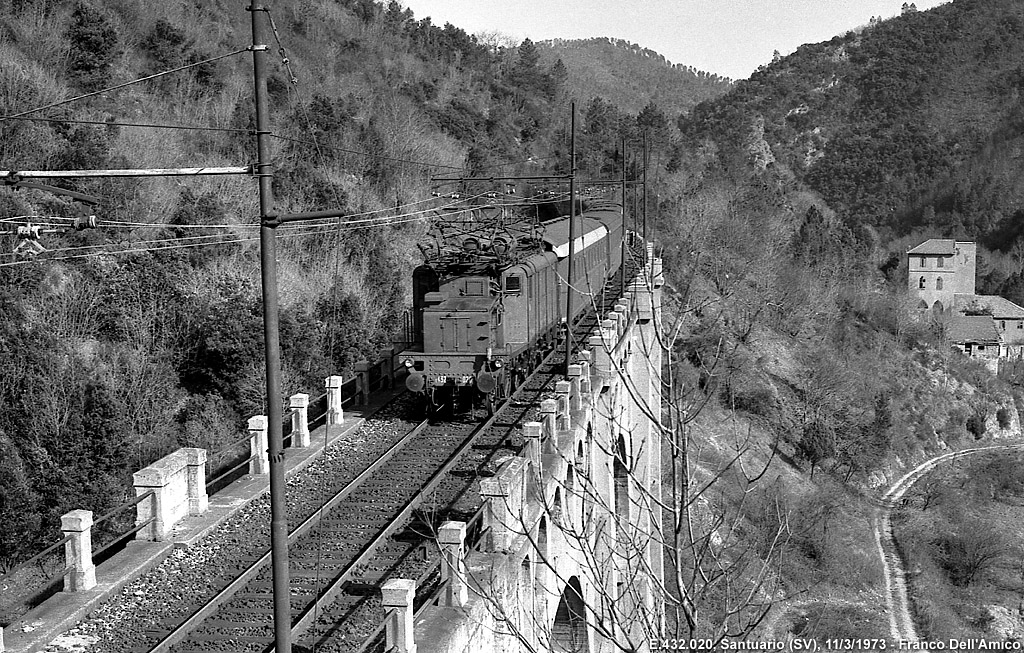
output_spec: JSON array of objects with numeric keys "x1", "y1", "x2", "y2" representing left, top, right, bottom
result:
[
  {"x1": 145, "y1": 417, "x2": 430, "y2": 653},
  {"x1": 339, "y1": 259, "x2": 641, "y2": 653},
  {"x1": 284, "y1": 414, "x2": 503, "y2": 644}
]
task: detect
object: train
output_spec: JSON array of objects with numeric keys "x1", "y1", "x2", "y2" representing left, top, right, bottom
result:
[{"x1": 402, "y1": 198, "x2": 625, "y2": 416}]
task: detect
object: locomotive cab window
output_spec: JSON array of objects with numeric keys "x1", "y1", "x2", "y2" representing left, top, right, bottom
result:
[{"x1": 505, "y1": 275, "x2": 522, "y2": 293}]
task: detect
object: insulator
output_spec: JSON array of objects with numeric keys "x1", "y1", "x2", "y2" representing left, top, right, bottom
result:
[
  {"x1": 16, "y1": 224, "x2": 40, "y2": 239},
  {"x1": 74, "y1": 215, "x2": 97, "y2": 230}
]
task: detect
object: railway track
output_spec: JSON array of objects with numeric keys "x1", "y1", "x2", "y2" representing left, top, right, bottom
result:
[
  {"x1": 302, "y1": 251, "x2": 648, "y2": 653},
  {"x1": 118, "y1": 253, "x2": 645, "y2": 653},
  {"x1": 103, "y1": 250, "x2": 638, "y2": 653}
]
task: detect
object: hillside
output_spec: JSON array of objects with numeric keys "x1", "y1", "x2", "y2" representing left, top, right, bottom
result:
[
  {"x1": 537, "y1": 37, "x2": 731, "y2": 115},
  {"x1": 679, "y1": 0, "x2": 1024, "y2": 259},
  {"x1": 652, "y1": 0, "x2": 1024, "y2": 637},
  {"x1": 2, "y1": 0, "x2": 1024, "y2": 642}
]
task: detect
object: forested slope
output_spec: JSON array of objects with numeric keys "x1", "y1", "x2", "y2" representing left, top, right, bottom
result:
[
  {"x1": 678, "y1": 0, "x2": 1024, "y2": 292},
  {"x1": 537, "y1": 37, "x2": 730, "y2": 115}
]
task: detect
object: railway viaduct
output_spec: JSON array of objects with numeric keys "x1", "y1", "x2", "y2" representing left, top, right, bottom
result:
[
  {"x1": 1, "y1": 247, "x2": 664, "y2": 653},
  {"x1": 403, "y1": 248, "x2": 666, "y2": 653}
]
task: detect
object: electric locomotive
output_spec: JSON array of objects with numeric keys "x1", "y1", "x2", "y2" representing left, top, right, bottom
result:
[{"x1": 403, "y1": 200, "x2": 623, "y2": 416}]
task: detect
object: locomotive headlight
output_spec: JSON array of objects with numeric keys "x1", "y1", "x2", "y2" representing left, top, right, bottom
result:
[
  {"x1": 493, "y1": 360, "x2": 502, "y2": 369},
  {"x1": 403, "y1": 358, "x2": 414, "y2": 368}
]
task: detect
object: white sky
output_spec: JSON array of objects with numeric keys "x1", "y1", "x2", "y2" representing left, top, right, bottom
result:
[{"x1": 400, "y1": 0, "x2": 952, "y2": 80}]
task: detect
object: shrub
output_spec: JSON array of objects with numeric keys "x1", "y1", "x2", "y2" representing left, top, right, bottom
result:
[
  {"x1": 934, "y1": 521, "x2": 1005, "y2": 587},
  {"x1": 996, "y1": 406, "x2": 1011, "y2": 429},
  {"x1": 728, "y1": 385, "x2": 776, "y2": 417},
  {"x1": 141, "y1": 19, "x2": 188, "y2": 70},
  {"x1": 966, "y1": 413, "x2": 986, "y2": 439},
  {"x1": 66, "y1": 2, "x2": 119, "y2": 90}
]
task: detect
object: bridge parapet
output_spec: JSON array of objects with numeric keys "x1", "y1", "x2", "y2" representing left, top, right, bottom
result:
[
  {"x1": 288, "y1": 393, "x2": 310, "y2": 447},
  {"x1": 411, "y1": 264, "x2": 664, "y2": 653},
  {"x1": 61, "y1": 510, "x2": 96, "y2": 592},
  {"x1": 133, "y1": 447, "x2": 208, "y2": 541}
]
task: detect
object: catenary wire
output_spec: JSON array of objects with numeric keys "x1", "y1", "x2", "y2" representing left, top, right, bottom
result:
[
  {"x1": 8, "y1": 49, "x2": 250, "y2": 118},
  {"x1": 0, "y1": 114, "x2": 250, "y2": 133},
  {"x1": 0, "y1": 213, "x2": 438, "y2": 267},
  {"x1": 0, "y1": 203, "x2": 489, "y2": 261}
]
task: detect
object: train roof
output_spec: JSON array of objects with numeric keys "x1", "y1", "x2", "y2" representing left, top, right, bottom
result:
[
  {"x1": 541, "y1": 217, "x2": 608, "y2": 258},
  {"x1": 539, "y1": 202, "x2": 622, "y2": 258}
]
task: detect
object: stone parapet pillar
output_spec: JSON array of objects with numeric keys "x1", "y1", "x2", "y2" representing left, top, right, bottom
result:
[
  {"x1": 614, "y1": 302, "x2": 628, "y2": 334},
  {"x1": 578, "y1": 360, "x2": 591, "y2": 398},
  {"x1": 631, "y1": 279, "x2": 654, "y2": 322},
  {"x1": 289, "y1": 393, "x2": 310, "y2": 447},
  {"x1": 61, "y1": 510, "x2": 95, "y2": 592},
  {"x1": 184, "y1": 448, "x2": 208, "y2": 515},
  {"x1": 355, "y1": 360, "x2": 370, "y2": 404},
  {"x1": 591, "y1": 332, "x2": 611, "y2": 383},
  {"x1": 480, "y1": 458, "x2": 525, "y2": 553},
  {"x1": 522, "y1": 422, "x2": 542, "y2": 473},
  {"x1": 247, "y1": 415, "x2": 268, "y2": 475},
  {"x1": 601, "y1": 318, "x2": 617, "y2": 347},
  {"x1": 540, "y1": 399, "x2": 558, "y2": 453},
  {"x1": 378, "y1": 347, "x2": 396, "y2": 389},
  {"x1": 382, "y1": 578, "x2": 417, "y2": 653},
  {"x1": 578, "y1": 351, "x2": 592, "y2": 397},
  {"x1": 567, "y1": 364, "x2": 582, "y2": 413},
  {"x1": 438, "y1": 521, "x2": 468, "y2": 608},
  {"x1": 555, "y1": 381, "x2": 572, "y2": 431},
  {"x1": 325, "y1": 375, "x2": 344, "y2": 426},
  {"x1": 134, "y1": 449, "x2": 192, "y2": 541}
]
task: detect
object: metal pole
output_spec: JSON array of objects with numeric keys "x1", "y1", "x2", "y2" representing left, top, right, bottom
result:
[
  {"x1": 564, "y1": 101, "x2": 577, "y2": 376},
  {"x1": 631, "y1": 151, "x2": 638, "y2": 240},
  {"x1": 250, "y1": 5, "x2": 291, "y2": 653},
  {"x1": 620, "y1": 138, "x2": 626, "y2": 298},
  {"x1": 642, "y1": 131, "x2": 649, "y2": 266}
]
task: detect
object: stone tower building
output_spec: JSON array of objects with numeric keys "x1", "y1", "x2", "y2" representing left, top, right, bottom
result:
[{"x1": 907, "y1": 239, "x2": 976, "y2": 312}]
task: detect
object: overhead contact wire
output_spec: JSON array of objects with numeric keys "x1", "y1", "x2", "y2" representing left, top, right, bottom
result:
[
  {"x1": 9, "y1": 48, "x2": 250, "y2": 118},
  {"x1": 0, "y1": 114, "x2": 250, "y2": 133}
]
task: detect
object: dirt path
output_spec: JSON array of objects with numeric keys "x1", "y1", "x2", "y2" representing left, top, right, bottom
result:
[
  {"x1": 875, "y1": 443, "x2": 1024, "y2": 642},
  {"x1": 761, "y1": 442, "x2": 1024, "y2": 643}
]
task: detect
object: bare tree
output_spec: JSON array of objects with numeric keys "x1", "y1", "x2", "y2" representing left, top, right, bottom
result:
[
  {"x1": 436, "y1": 246, "x2": 792, "y2": 650},
  {"x1": 937, "y1": 520, "x2": 1005, "y2": 588}
]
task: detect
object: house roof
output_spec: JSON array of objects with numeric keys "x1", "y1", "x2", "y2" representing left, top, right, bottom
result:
[
  {"x1": 908, "y1": 239, "x2": 955, "y2": 255},
  {"x1": 946, "y1": 315, "x2": 1001, "y2": 345},
  {"x1": 955, "y1": 294, "x2": 1024, "y2": 319}
]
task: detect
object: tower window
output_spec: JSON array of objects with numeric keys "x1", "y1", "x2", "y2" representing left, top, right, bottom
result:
[
  {"x1": 919, "y1": 276, "x2": 926, "y2": 289},
  {"x1": 920, "y1": 256, "x2": 927, "y2": 267},
  {"x1": 937, "y1": 257, "x2": 944, "y2": 268},
  {"x1": 936, "y1": 277, "x2": 943, "y2": 290}
]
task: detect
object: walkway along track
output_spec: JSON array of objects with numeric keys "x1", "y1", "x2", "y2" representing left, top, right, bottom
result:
[
  {"x1": 875, "y1": 442, "x2": 1024, "y2": 643},
  {"x1": 139, "y1": 251, "x2": 645, "y2": 652}
]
